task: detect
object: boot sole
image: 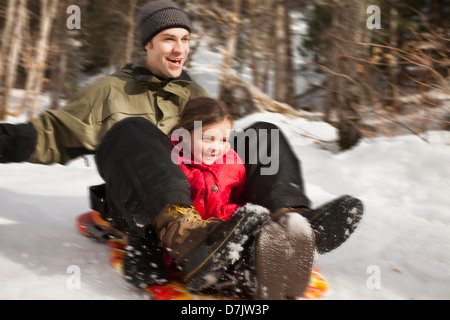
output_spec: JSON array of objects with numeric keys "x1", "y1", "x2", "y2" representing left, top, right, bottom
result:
[
  {"x1": 309, "y1": 195, "x2": 364, "y2": 254},
  {"x1": 256, "y1": 218, "x2": 315, "y2": 299},
  {"x1": 183, "y1": 204, "x2": 270, "y2": 292},
  {"x1": 255, "y1": 222, "x2": 289, "y2": 299},
  {"x1": 283, "y1": 214, "x2": 316, "y2": 298}
]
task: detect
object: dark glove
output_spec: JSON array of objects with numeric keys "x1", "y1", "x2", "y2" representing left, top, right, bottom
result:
[
  {"x1": 0, "y1": 123, "x2": 37, "y2": 163},
  {"x1": 0, "y1": 131, "x2": 6, "y2": 160}
]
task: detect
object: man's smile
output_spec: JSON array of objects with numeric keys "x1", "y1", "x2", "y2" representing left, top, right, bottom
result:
[{"x1": 167, "y1": 57, "x2": 183, "y2": 66}]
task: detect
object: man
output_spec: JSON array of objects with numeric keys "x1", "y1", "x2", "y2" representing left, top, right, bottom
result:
[{"x1": 0, "y1": 1, "x2": 363, "y2": 299}]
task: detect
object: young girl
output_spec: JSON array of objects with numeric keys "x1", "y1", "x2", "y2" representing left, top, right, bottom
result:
[
  {"x1": 169, "y1": 97, "x2": 246, "y2": 221},
  {"x1": 169, "y1": 97, "x2": 316, "y2": 299},
  {"x1": 168, "y1": 97, "x2": 259, "y2": 297}
]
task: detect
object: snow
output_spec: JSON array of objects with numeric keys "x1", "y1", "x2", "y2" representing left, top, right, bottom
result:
[
  {"x1": 1, "y1": 103, "x2": 449, "y2": 300},
  {"x1": 277, "y1": 213, "x2": 313, "y2": 238}
]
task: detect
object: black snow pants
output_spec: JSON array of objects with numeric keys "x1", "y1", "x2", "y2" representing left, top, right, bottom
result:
[{"x1": 95, "y1": 117, "x2": 311, "y2": 239}]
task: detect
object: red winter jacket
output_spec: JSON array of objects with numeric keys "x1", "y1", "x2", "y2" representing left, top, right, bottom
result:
[{"x1": 172, "y1": 146, "x2": 246, "y2": 221}]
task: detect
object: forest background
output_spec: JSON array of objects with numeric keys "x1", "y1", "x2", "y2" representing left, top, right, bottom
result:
[{"x1": 0, "y1": 0, "x2": 449, "y2": 150}]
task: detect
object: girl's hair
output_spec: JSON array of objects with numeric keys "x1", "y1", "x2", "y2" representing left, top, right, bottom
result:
[{"x1": 170, "y1": 97, "x2": 233, "y2": 134}]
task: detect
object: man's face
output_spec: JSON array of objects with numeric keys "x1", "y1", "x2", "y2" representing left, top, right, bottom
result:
[{"x1": 145, "y1": 28, "x2": 190, "y2": 80}]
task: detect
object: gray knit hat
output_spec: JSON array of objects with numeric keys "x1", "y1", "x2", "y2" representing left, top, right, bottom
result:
[{"x1": 137, "y1": 0, "x2": 192, "y2": 48}]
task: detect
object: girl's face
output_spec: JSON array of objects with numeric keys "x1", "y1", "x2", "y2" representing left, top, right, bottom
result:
[{"x1": 189, "y1": 120, "x2": 232, "y2": 165}]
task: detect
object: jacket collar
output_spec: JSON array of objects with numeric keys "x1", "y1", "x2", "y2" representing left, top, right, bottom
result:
[{"x1": 123, "y1": 63, "x2": 192, "y2": 84}]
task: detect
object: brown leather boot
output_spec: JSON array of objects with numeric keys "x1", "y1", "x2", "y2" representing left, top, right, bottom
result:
[
  {"x1": 152, "y1": 203, "x2": 271, "y2": 292},
  {"x1": 152, "y1": 204, "x2": 223, "y2": 263}
]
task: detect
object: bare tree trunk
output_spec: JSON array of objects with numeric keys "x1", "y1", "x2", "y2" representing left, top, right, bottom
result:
[
  {"x1": 0, "y1": 0, "x2": 18, "y2": 88},
  {"x1": 49, "y1": 43, "x2": 68, "y2": 110},
  {"x1": 261, "y1": 3, "x2": 275, "y2": 95},
  {"x1": 385, "y1": 6, "x2": 400, "y2": 110},
  {"x1": 326, "y1": 0, "x2": 366, "y2": 149},
  {"x1": 248, "y1": 0, "x2": 260, "y2": 87},
  {"x1": 123, "y1": 0, "x2": 138, "y2": 67},
  {"x1": 220, "y1": 0, "x2": 242, "y2": 79},
  {"x1": 0, "y1": 0, "x2": 27, "y2": 120},
  {"x1": 20, "y1": 0, "x2": 58, "y2": 119},
  {"x1": 49, "y1": 1, "x2": 69, "y2": 110},
  {"x1": 283, "y1": 0, "x2": 296, "y2": 107},
  {"x1": 430, "y1": 0, "x2": 445, "y2": 28},
  {"x1": 273, "y1": 0, "x2": 295, "y2": 106},
  {"x1": 105, "y1": 0, "x2": 137, "y2": 70},
  {"x1": 218, "y1": 0, "x2": 242, "y2": 108}
]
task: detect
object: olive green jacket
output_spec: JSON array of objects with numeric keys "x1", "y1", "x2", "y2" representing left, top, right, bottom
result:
[{"x1": 28, "y1": 64, "x2": 208, "y2": 165}]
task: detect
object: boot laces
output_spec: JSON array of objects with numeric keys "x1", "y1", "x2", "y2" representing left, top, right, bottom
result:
[{"x1": 169, "y1": 204, "x2": 217, "y2": 228}]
